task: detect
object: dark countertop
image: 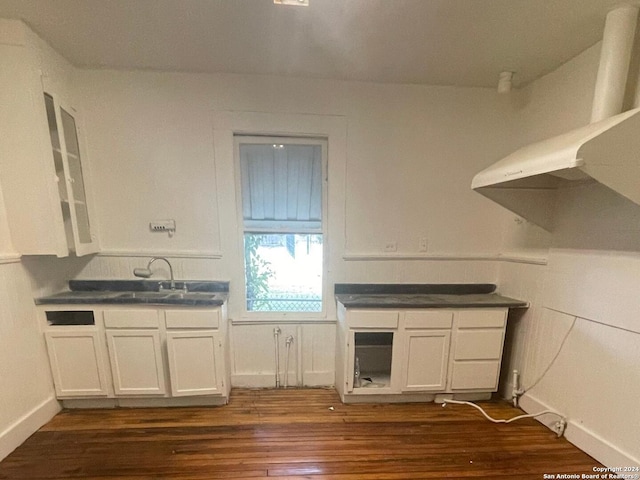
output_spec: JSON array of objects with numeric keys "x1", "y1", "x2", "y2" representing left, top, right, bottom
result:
[
  {"x1": 35, "y1": 280, "x2": 229, "y2": 307},
  {"x1": 334, "y1": 284, "x2": 527, "y2": 309},
  {"x1": 335, "y1": 283, "x2": 497, "y2": 295}
]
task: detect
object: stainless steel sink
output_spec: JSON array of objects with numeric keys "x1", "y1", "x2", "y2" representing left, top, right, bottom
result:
[
  {"x1": 114, "y1": 291, "x2": 171, "y2": 299},
  {"x1": 114, "y1": 291, "x2": 221, "y2": 302},
  {"x1": 165, "y1": 292, "x2": 220, "y2": 301}
]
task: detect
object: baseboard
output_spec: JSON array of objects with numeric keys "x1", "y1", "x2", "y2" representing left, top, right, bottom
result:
[
  {"x1": 117, "y1": 396, "x2": 228, "y2": 408},
  {"x1": 518, "y1": 393, "x2": 566, "y2": 431},
  {"x1": 231, "y1": 372, "x2": 334, "y2": 388},
  {"x1": 302, "y1": 371, "x2": 334, "y2": 387},
  {"x1": 231, "y1": 374, "x2": 278, "y2": 388},
  {"x1": 520, "y1": 393, "x2": 639, "y2": 468},
  {"x1": 565, "y1": 421, "x2": 640, "y2": 469},
  {"x1": 0, "y1": 396, "x2": 60, "y2": 461}
]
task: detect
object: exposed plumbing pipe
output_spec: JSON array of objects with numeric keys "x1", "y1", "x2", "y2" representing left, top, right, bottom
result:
[
  {"x1": 590, "y1": 4, "x2": 639, "y2": 123},
  {"x1": 284, "y1": 335, "x2": 294, "y2": 388},
  {"x1": 512, "y1": 370, "x2": 522, "y2": 408},
  {"x1": 273, "y1": 327, "x2": 281, "y2": 388}
]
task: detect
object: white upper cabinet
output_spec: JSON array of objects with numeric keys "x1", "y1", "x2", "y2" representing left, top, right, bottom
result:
[{"x1": 0, "y1": 21, "x2": 98, "y2": 257}]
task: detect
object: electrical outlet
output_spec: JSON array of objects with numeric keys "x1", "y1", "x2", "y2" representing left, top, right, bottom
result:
[
  {"x1": 419, "y1": 237, "x2": 428, "y2": 252},
  {"x1": 149, "y1": 219, "x2": 176, "y2": 237},
  {"x1": 384, "y1": 242, "x2": 397, "y2": 252},
  {"x1": 552, "y1": 419, "x2": 567, "y2": 437}
]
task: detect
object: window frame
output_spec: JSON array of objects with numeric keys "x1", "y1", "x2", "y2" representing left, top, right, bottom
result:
[{"x1": 233, "y1": 135, "x2": 329, "y2": 320}]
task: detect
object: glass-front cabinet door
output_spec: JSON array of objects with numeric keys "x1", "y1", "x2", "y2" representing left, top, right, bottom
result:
[{"x1": 43, "y1": 93, "x2": 98, "y2": 256}]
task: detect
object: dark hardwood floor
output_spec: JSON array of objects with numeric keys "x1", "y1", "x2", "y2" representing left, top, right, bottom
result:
[{"x1": 0, "y1": 388, "x2": 600, "y2": 479}]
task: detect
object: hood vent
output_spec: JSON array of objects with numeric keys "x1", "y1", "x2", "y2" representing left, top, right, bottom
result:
[{"x1": 472, "y1": 5, "x2": 640, "y2": 230}]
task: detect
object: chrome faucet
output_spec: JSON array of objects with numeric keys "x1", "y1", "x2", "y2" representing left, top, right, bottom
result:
[{"x1": 133, "y1": 257, "x2": 178, "y2": 291}]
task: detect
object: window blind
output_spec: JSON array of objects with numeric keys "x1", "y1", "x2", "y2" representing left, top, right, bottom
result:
[{"x1": 240, "y1": 143, "x2": 322, "y2": 231}]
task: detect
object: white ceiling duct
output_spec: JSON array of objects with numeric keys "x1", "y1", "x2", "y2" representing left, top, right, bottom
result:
[{"x1": 472, "y1": 4, "x2": 640, "y2": 230}]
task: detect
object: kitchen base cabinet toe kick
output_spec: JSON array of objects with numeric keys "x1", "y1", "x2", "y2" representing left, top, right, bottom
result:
[
  {"x1": 41, "y1": 305, "x2": 230, "y2": 408},
  {"x1": 336, "y1": 304, "x2": 512, "y2": 404}
]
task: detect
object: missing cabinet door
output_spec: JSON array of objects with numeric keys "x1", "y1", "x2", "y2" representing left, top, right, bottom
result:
[{"x1": 46, "y1": 310, "x2": 95, "y2": 326}]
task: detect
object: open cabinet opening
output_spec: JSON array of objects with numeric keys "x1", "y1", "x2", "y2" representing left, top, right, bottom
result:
[{"x1": 354, "y1": 332, "x2": 393, "y2": 389}]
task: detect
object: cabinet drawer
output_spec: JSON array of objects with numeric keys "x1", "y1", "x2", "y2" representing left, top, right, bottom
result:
[
  {"x1": 348, "y1": 310, "x2": 398, "y2": 328},
  {"x1": 165, "y1": 310, "x2": 220, "y2": 329},
  {"x1": 103, "y1": 310, "x2": 159, "y2": 329},
  {"x1": 456, "y1": 310, "x2": 506, "y2": 329},
  {"x1": 454, "y1": 329, "x2": 505, "y2": 360},
  {"x1": 451, "y1": 361, "x2": 500, "y2": 390},
  {"x1": 404, "y1": 310, "x2": 453, "y2": 329}
]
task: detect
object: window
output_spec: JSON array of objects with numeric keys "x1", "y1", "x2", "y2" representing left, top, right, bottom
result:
[{"x1": 236, "y1": 136, "x2": 326, "y2": 313}]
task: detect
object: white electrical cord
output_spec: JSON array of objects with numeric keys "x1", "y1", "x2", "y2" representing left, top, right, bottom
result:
[
  {"x1": 443, "y1": 399, "x2": 565, "y2": 424},
  {"x1": 441, "y1": 315, "x2": 577, "y2": 437}
]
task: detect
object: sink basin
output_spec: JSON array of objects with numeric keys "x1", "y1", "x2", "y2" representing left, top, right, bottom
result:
[
  {"x1": 165, "y1": 292, "x2": 220, "y2": 301},
  {"x1": 112, "y1": 291, "x2": 222, "y2": 304},
  {"x1": 114, "y1": 291, "x2": 171, "y2": 300}
]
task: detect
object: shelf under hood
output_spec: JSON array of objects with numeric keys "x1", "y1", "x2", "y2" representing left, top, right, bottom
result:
[{"x1": 472, "y1": 107, "x2": 640, "y2": 230}]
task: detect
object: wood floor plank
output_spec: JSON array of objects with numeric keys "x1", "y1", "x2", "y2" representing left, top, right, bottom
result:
[{"x1": 0, "y1": 388, "x2": 601, "y2": 479}]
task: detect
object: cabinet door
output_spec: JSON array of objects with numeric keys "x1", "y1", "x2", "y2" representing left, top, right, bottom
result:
[
  {"x1": 166, "y1": 331, "x2": 224, "y2": 396},
  {"x1": 44, "y1": 93, "x2": 99, "y2": 257},
  {"x1": 106, "y1": 329, "x2": 166, "y2": 396},
  {"x1": 450, "y1": 361, "x2": 501, "y2": 391},
  {"x1": 401, "y1": 330, "x2": 451, "y2": 392},
  {"x1": 45, "y1": 330, "x2": 109, "y2": 397}
]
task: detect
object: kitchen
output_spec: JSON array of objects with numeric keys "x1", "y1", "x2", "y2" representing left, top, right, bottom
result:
[{"x1": 0, "y1": 0, "x2": 639, "y2": 476}]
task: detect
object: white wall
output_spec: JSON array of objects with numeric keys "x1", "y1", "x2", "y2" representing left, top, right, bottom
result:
[
  {"x1": 73, "y1": 69, "x2": 514, "y2": 260},
  {"x1": 0, "y1": 20, "x2": 87, "y2": 461},
  {"x1": 499, "y1": 42, "x2": 640, "y2": 467},
  {"x1": 0, "y1": 155, "x2": 59, "y2": 461},
  {"x1": 0, "y1": 260, "x2": 60, "y2": 461},
  {"x1": 72, "y1": 67, "x2": 516, "y2": 386}
]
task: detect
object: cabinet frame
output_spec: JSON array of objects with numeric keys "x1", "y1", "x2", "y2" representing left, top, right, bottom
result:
[
  {"x1": 337, "y1": 306, "x2": 510, "y2": 401},
  {"x1": 0, "y1": 28, "x2": 99, "y2": 257},
  {"x1": 41, "y1": 305, "x2": 229, "y2": 403}
]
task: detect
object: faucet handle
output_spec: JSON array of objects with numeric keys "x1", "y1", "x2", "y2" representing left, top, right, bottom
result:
[
  {"x1": 157, "y1": 281, "x2": 165, "y2": 292},
  {"x1": 181, "y1": 282, "x2": 188, "y2": 293}
]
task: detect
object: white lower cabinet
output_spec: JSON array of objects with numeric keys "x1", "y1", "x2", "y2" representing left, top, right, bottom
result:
[
  {"x1": 45, "y1": 329, "x2": 109, "y2": 397},
  {"x1": 336, "y1": 305, "x2": 509, "y2": 402},
  {"x1": 42, "y1": 305, "x2": 228, "y2": 404},
  {"x1": 106, "y1": 329, "x2": 167, "y2": 396}
]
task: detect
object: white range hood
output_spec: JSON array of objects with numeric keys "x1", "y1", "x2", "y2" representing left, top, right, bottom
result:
[{"x1": 472, "y1": 5, "x2": 640, "y2": 231}]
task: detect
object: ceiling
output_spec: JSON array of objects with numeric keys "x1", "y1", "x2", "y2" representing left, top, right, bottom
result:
[{"x1": 0, "y1": 0, "x2": 631, "y2": 87}]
